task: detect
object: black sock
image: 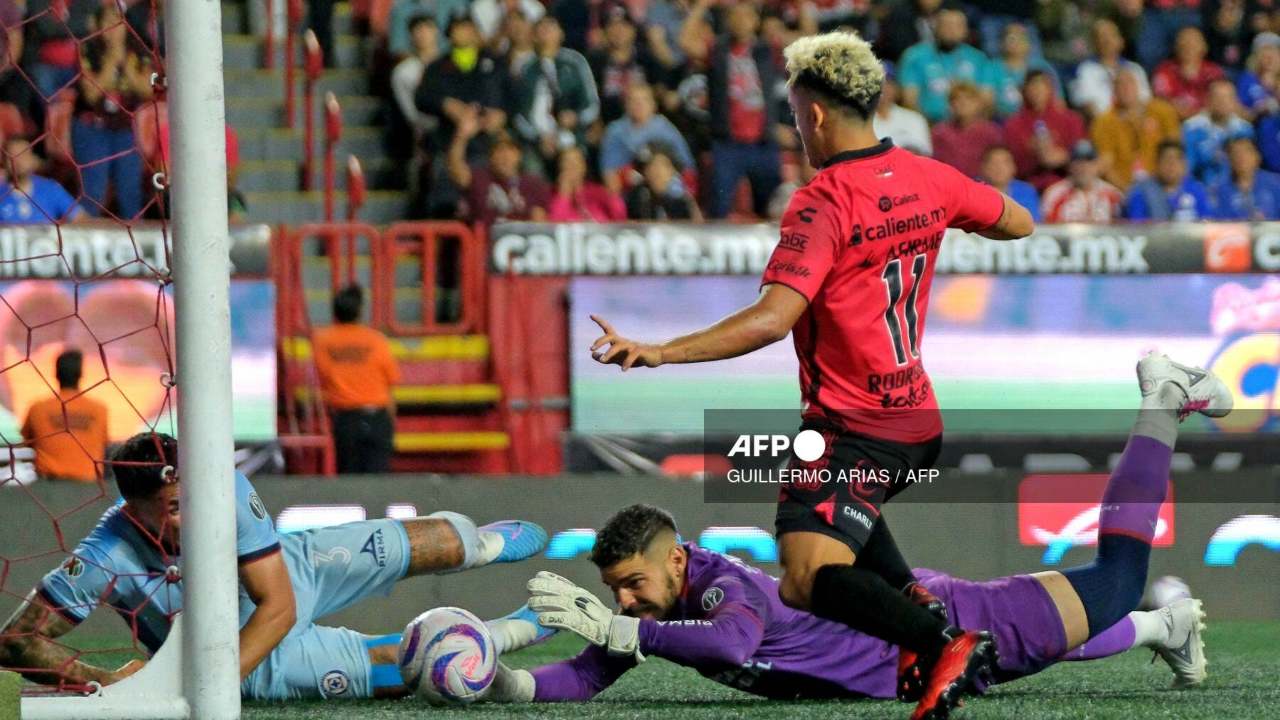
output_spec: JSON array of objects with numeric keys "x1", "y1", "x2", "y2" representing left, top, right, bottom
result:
[
  {"x1": 854, "y1": 517, "x2": 917, "y2": 592},
  {"x1": 810, "y1": 564, "x2": 950, "y2": 655}
]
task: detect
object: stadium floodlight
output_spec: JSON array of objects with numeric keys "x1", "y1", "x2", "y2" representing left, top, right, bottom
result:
[{"x1": 19, "y1": 0, "x2": 240, "y2": 717}]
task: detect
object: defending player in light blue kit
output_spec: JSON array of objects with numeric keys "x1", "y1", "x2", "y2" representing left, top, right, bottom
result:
[{"x1": 0, "y1": 432, "x2": 548, "y2": 700}]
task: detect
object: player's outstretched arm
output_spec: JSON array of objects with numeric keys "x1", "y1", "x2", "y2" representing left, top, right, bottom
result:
[
  {"x1": 974, "y1": 192, "x2": 1035, "y2": 241},
  {"x1": 237, "y1": 550, "x2": 296, "y2": 680},
  {"x1": 0, "y1": 590, "x2": 143, "y2": 687},
  {"x1": 589, "y1": 284, "x2": 807, "y2": 370}
]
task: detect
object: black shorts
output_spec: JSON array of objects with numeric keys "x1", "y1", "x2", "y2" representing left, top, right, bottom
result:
[{"x1": 774, "y1": 420, "x2": 942, "y2": 553}]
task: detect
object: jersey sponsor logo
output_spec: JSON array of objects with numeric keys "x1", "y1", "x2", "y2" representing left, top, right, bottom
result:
[
  {"x1": 701, "y1": 586, "x2": 725, "y2": 611},
  {"x1": 795, "y1": 207, "x2": 817, "y2": 224},
  {"x1": 884, "y1": 230, "x2": 945, "y2": 261},
  {"x1": 777, "y1": 232, "x2": 808, "y2": 252},
  {"x1": 849, "y1": 208, "x2": 946, "y2": 247},
  {"x1": 321, "y1": 669, "x2": 351, "y2": 697},
  {"x1": 657, "y1": 619, "x2": 713, "y2": 627},
  {"x1": 61, "y1": 556, "x2": 84, "y2": 578},
  {"x1": 766, "y1": 259, "x2": 811, "y2": 279},
  {"x1": 878, "y1": 193, "x2": 919, "y2": 212},
  {"x1": 248, "y1": 492, "x2": 268, "y2": 521},
  {"x1": 361, "y1": 528, "x2": 388, "y2": 568},
  {"x1": 879, "y1": 379, "x2": 932, "y2": 409}
]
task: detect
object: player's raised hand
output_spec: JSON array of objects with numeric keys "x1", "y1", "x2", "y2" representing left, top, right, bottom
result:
[
  {"x1": 526, "y1": 571, "x2": 643, "y2": 661},
  {"x1": 589, "y1": 315, "x2": 663, "y2": 371}
]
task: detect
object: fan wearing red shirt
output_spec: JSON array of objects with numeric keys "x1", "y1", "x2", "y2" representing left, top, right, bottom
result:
[
  {"x1": 587, "y1": 32, "x2": 1034, "y2": 720},
  {"x1": 1151, "y1": 27, "x2": 1226, "y2": 120}
]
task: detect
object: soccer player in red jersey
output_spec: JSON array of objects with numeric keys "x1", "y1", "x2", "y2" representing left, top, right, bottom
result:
[{"x1": 589, "y1": 31, "x2": 1034, "y2": 719}]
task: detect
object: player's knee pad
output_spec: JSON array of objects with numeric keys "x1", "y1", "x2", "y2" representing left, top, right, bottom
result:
[{"x1": 426, "y1": 511, "x2": 479, "y2": 567}]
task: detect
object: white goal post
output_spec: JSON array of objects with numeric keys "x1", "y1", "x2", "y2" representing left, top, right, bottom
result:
[{"x1": 21, "y1": 0, "x2": 242, "y2": 718}]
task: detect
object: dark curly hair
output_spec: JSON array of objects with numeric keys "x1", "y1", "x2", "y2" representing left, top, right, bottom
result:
[
  {"x1": 590, "y1": 504, "x2": 678, "y2": 569},
  {"x1": 112, "y1": 432, "x2": 178, "y2": 500}
]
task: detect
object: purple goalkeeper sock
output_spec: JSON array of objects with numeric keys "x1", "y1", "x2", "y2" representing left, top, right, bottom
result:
[
  {"x1": 1061, "y1": 617, "x2": 1136, "y2": 661},
  {"x1": 1099, "y1": 434, "x2": 1171, "y2": 544}
]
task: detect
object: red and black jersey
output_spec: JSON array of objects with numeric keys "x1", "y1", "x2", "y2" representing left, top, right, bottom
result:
[{"x1": 761, "y1": 139, "x2": 1004, "y2": 443}]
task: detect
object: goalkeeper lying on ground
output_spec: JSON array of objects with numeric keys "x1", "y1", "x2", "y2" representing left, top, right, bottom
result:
[
  {"x1": 0, "y1": 432, "x2": 547, "y2": 700},
  {"x1": 492, "y1": 353, "x2": 1227, "y2": 720}
]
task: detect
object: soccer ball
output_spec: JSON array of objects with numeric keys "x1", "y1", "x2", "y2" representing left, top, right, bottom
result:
[
  {"x1": 398, "y1": 607, "x2": 497, "y2": 705},
  {"x1": 1144, "y1": 575, "x2": 1192, "y2": 610}
]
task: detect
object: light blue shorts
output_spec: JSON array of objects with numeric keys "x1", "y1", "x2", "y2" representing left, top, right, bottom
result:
[{"x1": 242, "y1": 518, "x2": 411, "y2": 700}]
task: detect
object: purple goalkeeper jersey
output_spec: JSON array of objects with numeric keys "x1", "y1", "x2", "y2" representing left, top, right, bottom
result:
[
  {"x1": 533, "y1": 544, "x2": 899, "y2": 700},
  {"x1": 532, "y1": 545, "x2": 1068, "y2": 702}
]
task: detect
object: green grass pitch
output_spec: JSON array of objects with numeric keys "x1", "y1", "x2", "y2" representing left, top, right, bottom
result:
[{"x1": 236, "y1": 621, "x2": 1280, "y2": 720}]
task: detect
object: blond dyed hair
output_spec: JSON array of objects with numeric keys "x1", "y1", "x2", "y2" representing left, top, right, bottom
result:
[{"x1": 784, "y1": 31, "x2": 884, "y2": 119}]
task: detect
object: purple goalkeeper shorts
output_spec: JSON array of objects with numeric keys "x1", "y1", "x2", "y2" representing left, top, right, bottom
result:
[{"x1": 915, "y1": 568, "x2": 1070, "y2": 685}]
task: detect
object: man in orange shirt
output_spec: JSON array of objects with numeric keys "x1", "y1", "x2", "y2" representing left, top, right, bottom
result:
[
  {"x1": 21, "y1": 350, "x2": 109, "y2": 482},
  {"x1": 311, "y1": 285, "x2": 400, "y2": 473}
]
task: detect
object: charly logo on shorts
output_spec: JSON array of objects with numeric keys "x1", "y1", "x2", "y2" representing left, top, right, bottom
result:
[
  {"x1": 248, "y1": 492, "x2": 267, "y2": 521},
  {"x1": 701, "y1": 586, "x2": 724, "y2": 611},
  {"x1": 321, "y1": 669, "x2": 350, "y2": 697},
  {"x1": 361, "y1": 528, "x2": 388, "y2": 568}
]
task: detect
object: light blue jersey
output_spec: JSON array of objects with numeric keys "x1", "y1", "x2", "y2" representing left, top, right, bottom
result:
[{"x1": 38, "y1": 473, "x2": 411, "y2": 700}]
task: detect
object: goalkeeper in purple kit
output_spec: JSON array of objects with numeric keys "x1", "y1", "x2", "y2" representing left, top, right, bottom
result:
[{"x1": 488, "y1": 353, "x2": 1228, "y2": 718}]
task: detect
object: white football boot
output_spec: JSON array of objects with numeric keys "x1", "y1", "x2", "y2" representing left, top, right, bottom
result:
[
  {"x1": 1149, "y1": 597, "x2": 1208, "y2": 688},
  {"x1": 1136, "y1": 353, "x2": 1234, "y2": 420}
]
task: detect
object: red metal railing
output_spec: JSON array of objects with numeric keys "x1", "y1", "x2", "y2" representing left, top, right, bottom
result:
[
  {"x1": 323, "y1": 92, "x2": 342, "y2": 221},
  {"x1": 301, "y1": 30, "x2": 323, "y2": 191},
  {"x1": 283, "y1": 0, "x2": 303, "y2": 128},
  {"x1": 346, "y1": 156, "x2": 366, "y2": 221},
  {"x1": 378, "y1": 222, "x2": 485, "y2": 336}
]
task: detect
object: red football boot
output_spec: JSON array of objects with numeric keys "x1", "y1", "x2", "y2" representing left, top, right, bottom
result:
[
  {"x1": 896, "y1": 582, "x2": 950, "y2": 702},
  {"x1": 910, "y1": 630, "x2": 997, "y2": 720}
]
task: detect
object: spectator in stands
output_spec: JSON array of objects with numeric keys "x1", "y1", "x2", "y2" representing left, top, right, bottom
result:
[
  {"x1": 473, "y1": 0, "x2": 545, "y2": 46},
  {"x1": 73, "y1": 2, "x2": 152, "y2": 220},
  {"x1": 0, "y1": 136, "x2": 82, "y2": 224},
  {"x1": 1204, "y1": 0, "x2": 1251, "y2": 69},
  {"x1": 1152, "y1": 27, "x2": 1226, "y2": 120},
  {"x1": 391, "y1": 16, "x2": 440, "y2": 147},
  {"x1": 1124, "y1": 141, "x2": 1213, "y2": 221},
  {"x1": 1033, "y1": 0, "x2": 1094, "y2": 68},
  {"x1": 1004, "y1": 70, "x2": 1086, "y2": 191},
  {"x1": 599, "y1": 82, "x2": 694, "y2": 192},
  {"x1": 449, "y1": 120, "x2": 550, "y2": 225},
  {"x1": 875, "y1": 0, "x2": 944, "y2": 64},
  {"x1": 980, "y1": 145, "x2": 1041, "y2": 222},
  {"x1": 1212, "y1": 136, "x2": 1280, "y2": 219},
  {"x1": 548, "y1": 146, "x2": 626, "y2": 221},
  {"x1": 512, "y1": 17, "x2": 600, "y2": 169},
  {"x1": 988, "y1": 22, "x2": 1058, "y2": 118},
  {"x1": 1091, "y1": 69, "x2": 1181, "y2": 192},
  {"x1": 1236, "y1": 32, "x2": 1280, "y2": 120},
  {"x1": 312, "y1": 285, "x2": 400, "y2": 475},
  {"x1": 873, "y1": 65, "x2": 932, "y2": 156},
  {"x1": 705, "y1": 3, "x2": 782, "y2": 218},
  {"x1": 23, "y1": 0, "x2": 94, "y2": 100},
  {"x1": 645, "y1": 0, "x2": 695, "y2": 70},
  {"x1": 416, "y1": 16, "x2": 505, "y2": 155},
  {"x1": 899, "y1": 7, "x2": 994, "y2": 123},
  {"x1": 624, "y1": 148, "x2": 702, "y2": 221},
  {"x1": 590, "y1": 9, "x2": 668, "y2": 126},
  {"x1": 1041, "y1": 140, "x2": 1124, "y2": 222},
  {"x1": 498, "y1": 9, "x2": 536, "y2": 81},
  {"x1": 1100, "y1": 0, "x2": 1150, "y2": 66},
  {"x1": 930, "y1": 82, "x2": 1004, "y2": 178},
  {"x1": 388, "y1": 0, "x2": 468, "y2": 58},
  {"x1": 1070, "y1": 18, "x2": 1150, "y2": 118},
  {"x1": 0, "y1": 1, "x2": 41, "y2": 136},
  {"x1": 21, "y1": 349, "x2": 107, "y2": 483},
  {"x1": 1184, "y1": 78, "x2": 1255, "y2": 188}
]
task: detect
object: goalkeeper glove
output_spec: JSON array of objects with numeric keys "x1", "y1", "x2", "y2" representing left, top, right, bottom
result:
[{"x1": 526, "y1": 571, "x2": 644, "y2": 662}]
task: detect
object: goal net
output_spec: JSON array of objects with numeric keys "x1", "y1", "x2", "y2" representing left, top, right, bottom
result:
[{"x1": 1, "y1": 1, "x2": 240, "y2": 718}]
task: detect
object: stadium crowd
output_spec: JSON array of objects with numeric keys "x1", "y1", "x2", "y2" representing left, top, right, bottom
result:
[{"x1": 371, "y1": 0, "x2": 1280, "y2": 225}]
